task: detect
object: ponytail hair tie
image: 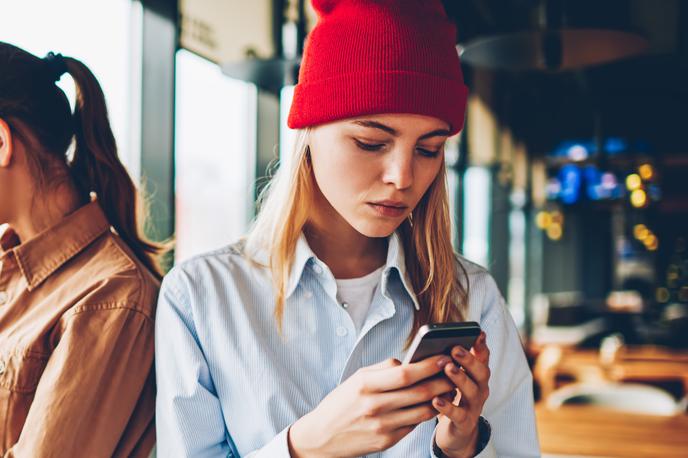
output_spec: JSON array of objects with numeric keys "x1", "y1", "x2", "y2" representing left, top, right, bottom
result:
[{"x1": 43, "y1": 52, "x2": 68, "y2": 82}]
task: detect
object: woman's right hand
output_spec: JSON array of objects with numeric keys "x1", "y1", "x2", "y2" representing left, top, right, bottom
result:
[{"x1": 288, "y1": 355, "x2": 455, "y2": 458}]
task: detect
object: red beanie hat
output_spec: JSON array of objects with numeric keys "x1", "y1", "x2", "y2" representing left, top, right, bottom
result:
[{"x1": 287, "y1": 0, "x2": 469, "y2": 135}]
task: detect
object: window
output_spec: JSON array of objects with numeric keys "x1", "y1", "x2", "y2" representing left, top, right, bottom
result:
[
  {"x1": 1, "y1": 0, "x2": 142, "y2": 178},
  {"x1": 174, "y1": 50, "x2": 257, "y2": 262},
  {"x1": 462, "y1": 166, "x2": 491, "y2": 267}
]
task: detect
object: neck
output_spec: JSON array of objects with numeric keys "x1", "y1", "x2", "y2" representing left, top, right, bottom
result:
[
  {"x1": 11, "y1": 183, "x2": 83, "y2": 243},
  {"x1": 305, "y1": 193, "x2": 388, "y2": 279}
]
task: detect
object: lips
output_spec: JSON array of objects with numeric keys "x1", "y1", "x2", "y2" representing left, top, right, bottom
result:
[{"x1": 367, "y1": 200, "x2": 408, "y2": 218}]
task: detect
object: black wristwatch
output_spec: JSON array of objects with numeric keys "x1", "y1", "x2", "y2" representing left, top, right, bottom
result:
[{"x1": 433, "y1": 416, "x2": 492, "y2": 457}]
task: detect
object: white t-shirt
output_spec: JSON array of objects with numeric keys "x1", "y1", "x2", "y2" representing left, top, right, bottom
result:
[{"x1": 335, "y1": 266, "x2": 385, "y2": 334}]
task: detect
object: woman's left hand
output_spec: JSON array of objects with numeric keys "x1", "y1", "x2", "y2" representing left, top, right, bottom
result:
[{"x1": 433, "y1": 332, "x2": 491, "y2": 458}]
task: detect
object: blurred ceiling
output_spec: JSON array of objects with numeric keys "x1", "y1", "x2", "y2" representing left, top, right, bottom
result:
[{"x1": 442, "y1": 0, "x2": 688, "y2": 155}]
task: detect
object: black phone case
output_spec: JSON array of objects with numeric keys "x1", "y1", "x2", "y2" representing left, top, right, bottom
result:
[{"x1": 404, "y1": 322, "x2": 481, "y2": 364}]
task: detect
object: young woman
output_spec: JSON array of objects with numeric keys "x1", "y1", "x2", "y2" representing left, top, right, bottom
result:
[
  {"x1": 0, "y1": 43, "x2": 164, "y2": 456},
  {"x1": 156, "y1": 1, "x2": 539, "y2": 456}
]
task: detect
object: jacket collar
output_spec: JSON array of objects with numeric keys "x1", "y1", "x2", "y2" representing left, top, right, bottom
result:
[{"x1": 1, "y1": 202, "x2": 110, "y2": 290}]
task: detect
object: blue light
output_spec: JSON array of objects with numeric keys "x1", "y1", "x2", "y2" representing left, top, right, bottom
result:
[
  {"x1": 550, "y1": 137, "x2": 649, "y2": 158},
  {"x1": 604, "y1": 137, "x2": 627, "y2": 155},
  {"x1": 567, "y1": 144, "x2": 589, "y2": 161},
  {"x1": 584, "y1": 165, "x2": 604, "y2": 200},
  {"x1": 601, "y1": 172, "x2": 623, "y2": 199},
  {"x1": 559, "y1": 164, "x2": 582, "y2": 205},
  {"x1": 552, "y1": 140, "x2": 596, "y2": 158}
]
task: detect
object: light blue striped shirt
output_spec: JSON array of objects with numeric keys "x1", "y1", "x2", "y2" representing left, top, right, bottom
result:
[{"x1": 155, "y1": 233, "x2": 540, "y2": 457}]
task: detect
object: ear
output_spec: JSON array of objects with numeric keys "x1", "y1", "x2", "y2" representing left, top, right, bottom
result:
[{"x1": 0, "y1": 118, "x2": 14, "y2": 168}]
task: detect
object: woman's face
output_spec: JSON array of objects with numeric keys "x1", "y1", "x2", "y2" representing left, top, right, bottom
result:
[{"x1": 308, "y1": 113, "x2": 449, "y2": 238}]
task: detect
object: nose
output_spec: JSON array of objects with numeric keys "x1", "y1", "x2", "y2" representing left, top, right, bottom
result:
[{"x1": 381, "y1": 148, "x2": 414, "y2": 190}]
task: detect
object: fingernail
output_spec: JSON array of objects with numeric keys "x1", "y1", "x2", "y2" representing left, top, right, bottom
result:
[
  {"x1": 437, "y1": 356, "x2": 451, "y2": 367},
  {"x1": 456, "y1": 347, "x2": 467, "y2": 357},
  {"x1": 449, "y1": 363, "x2": 460, "y2": 375},
  {"x1": 435, "y1": 397, "x2": 446, "y2": 407}
]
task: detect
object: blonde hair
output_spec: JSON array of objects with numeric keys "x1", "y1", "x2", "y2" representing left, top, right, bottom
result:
[{"x1": 245, "y1": 129, "x2": 469, "y2": 346}]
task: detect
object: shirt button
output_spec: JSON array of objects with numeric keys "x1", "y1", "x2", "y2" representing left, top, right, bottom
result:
[
  {"x1": 0, "y1": 291, "x2": 8, "y2": 306},
  {"x1": 0, "y1": 361, "x2": 5, "y2": 375},
  {"x1": 312, "y1": 264, "x2": 323, "y2": 275},
  {"x1": 336, "y1": 326, "x2": 348, "y2": 337},
  {"x1": 303, "y1": 290, "x2": 313, "y2": 299}
]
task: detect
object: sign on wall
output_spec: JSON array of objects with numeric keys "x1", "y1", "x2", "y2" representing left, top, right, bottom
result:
[
  {"x1": 180, "y1": 0, "x2": 320, "y2": 64},
  {"x1": 180, "y1": 0, "x2": 274, "y2": 64}
]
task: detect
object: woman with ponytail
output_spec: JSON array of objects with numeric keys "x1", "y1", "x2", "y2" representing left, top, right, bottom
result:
[
  {"x1": 156, "y1": 1, "x2": 539, "y2": 457},
  {"x1": 0, "y1": 42, "x2": 164, "y2": 457}
]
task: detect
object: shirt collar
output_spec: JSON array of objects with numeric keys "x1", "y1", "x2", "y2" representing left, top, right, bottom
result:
[
  {"x1": 285, "y1": 231, "x2": 421, "y2": 311},
  {"x1": 3, "y1": 201, "x2": 110, "y2": 291},
  {"x1": 285, "y1": 234, "x2": 317, "y2": 298},
  {"x1": 382, "y1": 232, "x2": 421, "y2": 311}
]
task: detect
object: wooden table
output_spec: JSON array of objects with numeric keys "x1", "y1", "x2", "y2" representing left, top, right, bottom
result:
[
  {"x1": 536, "y1": 404, "x2": 688, "y2": 457},
  {"x1": 533, "y1": 345, "x2": 688, "y2": 399}
]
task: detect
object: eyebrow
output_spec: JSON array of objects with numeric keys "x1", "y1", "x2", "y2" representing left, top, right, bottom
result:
[
  {"x1": 352, "y1": 120, "x2": 399, "y2": 136},
  {"x1": 418, "y1": 129, "x2": 452, "y2": 140},
  {"x1": 351, "y1": 120, "x2": 451, "y2": 140}
]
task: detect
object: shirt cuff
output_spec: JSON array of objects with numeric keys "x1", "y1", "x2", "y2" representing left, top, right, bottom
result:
[
  {"x1": 473, "y1": 439, "x2": 497, "y2": 458},
  {"x1": 245, "y1": 425, "x2": 292, "y2": 458},
  {"x1": 430, "y1": 417, "x2": 493, "y2": 458},
  {"x1": 430, "y1": 426, "x2": 443, "y2": 458}
]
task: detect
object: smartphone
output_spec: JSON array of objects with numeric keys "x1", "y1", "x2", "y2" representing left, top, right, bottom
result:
[{"x1": 402, "y1": 321, "x2": 481, "y2": 364}]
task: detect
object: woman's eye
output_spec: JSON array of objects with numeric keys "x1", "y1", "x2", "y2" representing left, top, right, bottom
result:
[
  {"x1": 354, "y1": 139, "x2": 385, "y2": 151},
  {"x1": 417, "y1": 147, "x2": 441, "y2": 158}
]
